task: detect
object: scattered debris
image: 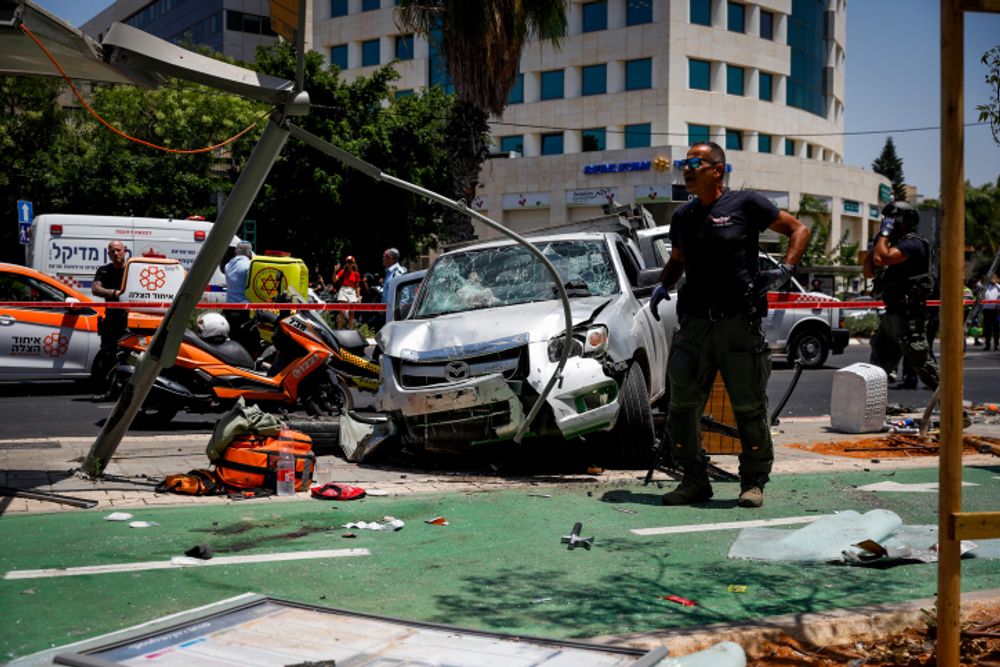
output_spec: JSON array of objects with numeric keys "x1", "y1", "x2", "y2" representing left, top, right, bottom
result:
[
  {"x1": 365, "y1": 489, "x2": 390, "y2": 496},
  {"x1": 184, "y1": 544, "x2": 214, "y2": 560},
  {"x1": 726, "y1": 584, "x2": 747, "y2": 593},
  {"x1": 561, "y1": 522, "x2": 594, "y2": 550},
  {"x1": 612, "y1": 507, "x2": 638, "y2": 515},
  {"x1": 20, "y1": 588, "x2": 36, "y2": 595},
  {"x1": 104, "y1": 512, "x2": 133, "y2": 521},
  {"x1": 527, "y1": 493, "x2": 552, "y2": 498},
  {"x1": 424, "y1": 516, "x2": 449, "y2": 526},
  {"x1": 661, "y1": 594, "x2": 697, "y2": 607},
  {"x1": 343, "y1": 516, "x2": 404, "y2": 531},
  {"x1": 586, "y1": 466, "x2": 604, "y2": 475},
  {"x1": 342, "y1": 532, "x2": 356, "y2": 539},
  {"x1": 530, "y1": 597, "x2": 552, "y2": 604},
  {"x1": 791, "y1": 433, "x2": 997, "y2": 459},
  {"x1": 310, "y1": 483, "x2": 366, "y2": 501},
  {"x1": 129, "y1": 521, "x2": 159, "y2": 528},
  {"x1": 856, "y1": 480, "x2": 977, "y2": 493}
]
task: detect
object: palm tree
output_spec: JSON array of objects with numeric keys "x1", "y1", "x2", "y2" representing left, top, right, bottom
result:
[{"x1": 396, "y1": 0, "x2": 567, "y2": 241}]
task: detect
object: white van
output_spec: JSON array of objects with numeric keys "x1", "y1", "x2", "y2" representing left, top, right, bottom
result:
[{"x1": 26, "y1": 214, "x2": 239, "y2": 300}]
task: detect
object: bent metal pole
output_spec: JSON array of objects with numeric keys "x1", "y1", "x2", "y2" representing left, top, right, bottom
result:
[{"x1": 83, "y1": 112, "x2": 296, "y2": 475}]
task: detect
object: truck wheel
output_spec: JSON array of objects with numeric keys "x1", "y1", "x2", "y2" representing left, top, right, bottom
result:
[
  {"x1": 603, "y1": 363, "x2": 655, "y2": 468},
  {"x1": 790, "y1": 329, "x2": 830, "y2": 369}
]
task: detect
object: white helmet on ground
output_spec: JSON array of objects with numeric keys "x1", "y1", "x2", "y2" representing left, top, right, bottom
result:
[{"x1": 196, "y1": 312, "x2": 229, "y2": 342}]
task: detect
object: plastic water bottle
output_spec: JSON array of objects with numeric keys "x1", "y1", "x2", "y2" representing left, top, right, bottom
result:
[{"x1": 276, "y1": 447, "x2": 296, "y2": 497}]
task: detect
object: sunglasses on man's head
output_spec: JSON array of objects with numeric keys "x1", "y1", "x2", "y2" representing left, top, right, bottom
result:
[{"x1": 677, "y1": 157, "x2": 721, "y2": 170}]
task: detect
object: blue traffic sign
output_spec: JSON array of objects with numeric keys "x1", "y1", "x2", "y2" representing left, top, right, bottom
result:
[
  {"x1": 19, "y1": 221, "x2": 31, "y2": 245},
  {"x1": 17, "y1": 200, "x2": 33, "y2": 224}
]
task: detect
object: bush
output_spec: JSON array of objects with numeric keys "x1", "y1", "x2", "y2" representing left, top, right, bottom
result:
[{"x1": 845, "y1": 313, "x2": 880, "y2": 337}]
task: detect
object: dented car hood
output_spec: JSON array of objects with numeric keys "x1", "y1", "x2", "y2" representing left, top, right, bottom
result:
[{"x1": 378, "y1": 296, "x2": 612, "y2": 361}]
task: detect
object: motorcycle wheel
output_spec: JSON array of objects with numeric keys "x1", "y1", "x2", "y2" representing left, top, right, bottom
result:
[
  {"x1": 299, "y1": 371, "x2": 349, "y2": 417},
  {"x1": 133, "y1": 403, "x2": 179, "y2": 428}
]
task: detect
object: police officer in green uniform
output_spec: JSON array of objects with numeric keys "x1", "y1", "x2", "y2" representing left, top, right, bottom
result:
[
  {"x1": 649, "y1": 142, "x2": 809, "y2": 508},
  {"x1": 863, "y1": 201, "x2": 939, "y2": 390}
]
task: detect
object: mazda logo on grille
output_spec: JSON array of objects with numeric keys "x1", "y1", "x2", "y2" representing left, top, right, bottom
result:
[{"x1": 445, "y1": 360, "x2": 471, "y2": 380}]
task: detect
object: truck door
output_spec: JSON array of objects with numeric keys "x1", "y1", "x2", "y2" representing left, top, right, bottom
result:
[{"x1": 0, "y1": 271, "x2": 97, "y2": 380}]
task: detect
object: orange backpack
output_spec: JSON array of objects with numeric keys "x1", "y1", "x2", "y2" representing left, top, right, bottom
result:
[{"x1": 214, "y1": 429, "x2": 316, "y2": 493}]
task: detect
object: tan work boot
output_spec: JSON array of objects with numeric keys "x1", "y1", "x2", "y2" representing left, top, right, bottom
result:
[
  {"x1": 738, "y1": 486, "x2": 764, "y2": 508},
  {"x1": 661, "y1": 478, "x2": 713, "y2": 505}
]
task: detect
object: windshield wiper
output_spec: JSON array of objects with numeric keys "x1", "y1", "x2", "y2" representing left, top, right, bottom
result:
[{"x1": 555, "y1": 279, "x2": 591, "y2": 298}]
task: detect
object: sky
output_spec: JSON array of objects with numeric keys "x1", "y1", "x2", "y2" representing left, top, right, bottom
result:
[{"x1": 32, "y1": 0, "x2": 1000, "y2": 198}]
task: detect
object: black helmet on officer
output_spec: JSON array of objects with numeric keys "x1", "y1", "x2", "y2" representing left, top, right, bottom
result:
[{"x1": 881, "y1": 200, "x2": 919, "y2": 232}]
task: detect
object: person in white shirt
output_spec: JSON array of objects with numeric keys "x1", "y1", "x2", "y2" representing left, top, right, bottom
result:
[{"x1": 983, "y1": 273, "x2": 1000, "y2": 351}]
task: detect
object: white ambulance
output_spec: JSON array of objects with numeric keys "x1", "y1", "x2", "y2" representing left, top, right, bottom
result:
[{"x1": 26, "y1": 214, "x2": 240, "y2": 301}]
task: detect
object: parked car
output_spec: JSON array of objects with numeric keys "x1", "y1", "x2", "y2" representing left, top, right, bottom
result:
[
  {"x1": 375, "y1": 232, "x2": 669, "y2": 466},
  {"x1": 0, "y1": 263, "x2": 101, "y2": 382},
  {"x1": 635, "y1": 227, "x2": 848, "y2": 368}
]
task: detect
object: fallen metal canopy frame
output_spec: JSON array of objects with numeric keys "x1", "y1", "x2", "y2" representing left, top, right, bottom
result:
[{"x1": 0, "y1": 0, "x2": 573, "y2": 475}]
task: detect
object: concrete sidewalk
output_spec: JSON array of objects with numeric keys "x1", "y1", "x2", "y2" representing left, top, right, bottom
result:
[{"x1": 1, "y1": 413, "x2": 998, "y2": 515}]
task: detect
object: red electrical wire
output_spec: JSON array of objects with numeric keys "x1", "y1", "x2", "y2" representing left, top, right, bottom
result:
[{"x1": 18, "y1": 21, "x2": 268, "y2": 154}]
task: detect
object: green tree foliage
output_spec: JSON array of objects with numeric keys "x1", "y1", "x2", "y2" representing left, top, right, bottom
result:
[
  {"x1": 396, "y1": 0, "x2": 568, "y2": 242},
  {"x1": 0, "y1": 76, "x2": 67, "y2": 262},
  {"x1": 872, "y1": 136, "x2": 907, "y2": 202},
  {"x1": 780, "y1": 194, "x2": 858, "y2": 267},
  {"x1": 977, "y1": 45, "x2": 1000, "y2": 145},
  {"x1": 965, "y1": 177, "x2": 1000, "y2": 265},
  {"x1": 249, "y1": 42, "x2": 470, "y2": 271}
]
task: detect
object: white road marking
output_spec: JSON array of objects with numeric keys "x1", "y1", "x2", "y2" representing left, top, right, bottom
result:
[
  {"x1": 631, "y1": 515, "x2": 824, "y2": 536},
  {"x1": 3, "y1": 548, "x2": 370, "y2": 580},
  {"x1": 856, "y1": 481, "x2": 978, "y2": 493}
]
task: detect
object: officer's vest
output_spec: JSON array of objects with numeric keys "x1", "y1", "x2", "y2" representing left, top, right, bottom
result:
[{"x1": 877, "y1": 233, "x2": 936, "y2": 306}]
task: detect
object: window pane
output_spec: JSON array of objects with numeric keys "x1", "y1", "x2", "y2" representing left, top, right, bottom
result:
[
  {"x1": 784, "y1": 138, "x2": 796, "y2": 156},
  {"x1": 330, "y1": 44, "x2": 348, "y2": 69},
  {"x1": 508, "y1": 73, "x2": 524, "y2": 104},
  {"x1": 541, "y1": 132, "x2": 564, "y2": 155},
  {"x1": 760, "y1": 10, "x2": 774, "y2": 39},
  {"x1": 226, "y1": 10, "x2": 242, "y2": 31},
  {"x1": 540, "y1": 70, "x2": 564, "y2": 100},
  {"x1": 243, "y1": 13, "x2": 261, "y2": 34},
  {"x1": 428, "y1": 27, "x2": 453, "y2": 91},
  {"x1": 726, "y1": 129, "x2": 743, "y2": 150},
  {"x1": 688, "y1": 124, "x2": 710, "y2": 145},
  {"x1": 500, "y1": 135, "x2": 524, "y2": 154},
  {"x1": 624, "y1": 123, "x2": 651, "y2": 148},
  {"x1": 331, "y1": 0, "x2": 348, "y2": 17},
  {"x1": 362, "y1": 39, "x2": 380, "y2": 66},
  {"x1": 690, "y1": 0, "x2": 711, "y2": 25},
  {"x1": 726, "y1": 65, "x2": 744, "y2": 95},
  {"x1": 626, "y1": 0, "x2": 652, "y2": 25},
  {"x1": 582, "y1": 128, "x2": 606, "y2": 152},
  {"x1": 395, "y1": 89, "x2": 413, "y2": 98},
  {"x1": 689, "y1": 58, "x2": 711, "y2": 90},
  {"x1": 806, "y1": 144, "x2": 813, "y2": 159},
  {"x1": 625, "y1": 58, "x2": 652, "y2": 90},
  {"x1": 581, "y1": 64, "x2": 607, "y2": 96},
  {"x1": 759, "y1": 72, "x2": 773, "y2": 101},
  {"x1": 758, "y1": 133, "x2": 772, "y2": 153},
  {"x1": 727, "y1": 2, "x2": 745, "y2": 32},
  {"x1": 395, "y1": 34, "x2": 414, "y2": 60},
  {"x1": 582, "y1": 2, "x2": 608, "y2": 32},
  {"x1": 787, "y1": 0, "x2": 827, "y2": 117},
  {"x1": 362, "y1": 0, "x2": 380, "y2": 10}
]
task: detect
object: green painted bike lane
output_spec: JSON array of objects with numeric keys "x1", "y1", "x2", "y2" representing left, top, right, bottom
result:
[{"x1": 2, "y1": 464, "x2": 999, "y2": 662}]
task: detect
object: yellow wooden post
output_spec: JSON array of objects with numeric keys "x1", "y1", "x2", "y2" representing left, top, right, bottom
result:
[{"x1": 937, "y1": 1, "x2": 964, "y2": 663}]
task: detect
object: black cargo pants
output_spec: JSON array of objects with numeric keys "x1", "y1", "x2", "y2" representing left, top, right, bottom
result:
[{"x1": 666, "y1": 313, "x2": 773, "y2": 489}]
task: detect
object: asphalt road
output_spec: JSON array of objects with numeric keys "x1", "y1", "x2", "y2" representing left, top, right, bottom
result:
[{"x1": 0, "y1": 343, "x2": 997, "y2": 440}]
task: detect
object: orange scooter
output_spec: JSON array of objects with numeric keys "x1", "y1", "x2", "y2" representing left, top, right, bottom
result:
[{"x1": 113, "y1": 297, "x2": 379, "y2": 426}]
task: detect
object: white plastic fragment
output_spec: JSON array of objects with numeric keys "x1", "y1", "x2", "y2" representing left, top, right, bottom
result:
[
  {"x1": 103, "y1": 512, "x2": 133, "y2": 521},
  {"x1": 129, "y1": 521, "x2": 160, "y2": 528},
  {"x1": 343, "y1": 516, "x2": 404, "y2": 531}
]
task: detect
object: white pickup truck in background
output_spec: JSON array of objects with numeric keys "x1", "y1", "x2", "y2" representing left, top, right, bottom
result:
[{"x1": 636, "y1": 226, "x2": 849, "y2": 369}]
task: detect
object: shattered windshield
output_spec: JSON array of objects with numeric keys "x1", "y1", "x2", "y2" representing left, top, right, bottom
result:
[{"x1": 415, "y1": 239, "x2": 620, "y2": 318}]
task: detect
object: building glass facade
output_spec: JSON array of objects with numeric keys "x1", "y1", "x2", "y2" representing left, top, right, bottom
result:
[
  {"x1": 759, "y1": 72, "x2": 773, "y2": 101},
  {"x1": 758, "y1": 133, "x2": 772, "y2": 153},
  {"x1": 540, "y1": 70, "x2": 565, "y2": 100},
  {"x1": 541, "y1": 132, "x2": 564, "y2": 155},
  {"x1": 500, "y1": 135, "x2": 524, "y2": 154},
  {"x1": 625, "y1": 58, "x2": 652, "y2": 90},
  {"x1": 727, "y1": 65, "x2": 745, "y2": 95},
  {"x1": 690, "y1": 0, "x2": 711, "y2": 26},
  {"x1": 582, "y1": 64, "x2": 607, "y2": 95},
  {"x1": 626, "y1": 0, "x2": 652, "y2": 25},
  {"x1": 582, "y1": 2, "x2": 608, "y2": 32},
  {"x1": 582, "y1": 128, "x2": 606, "y2": 152},
  {"x1": 689, "y1": 58, "x2": 711, "y2": 90},
  {"x1": 395, "y1": 34, "x2": 413, "y2": 60},
  {"x1": 787, "y1": 0, "x2": 828, "y2": 117},
  {"x1": 760, "y1": 9, "x2": 774, "y2": 39},
  {"x1": 330, "y1": 44, "x2": 347, "y2": 69},
  {"x1": 508, "y1": 73, "x2": 524, "y2": 104},
  {"x1": 726, "y1": 129, "x2": 743, "y2": 151},
  {"x1": 331, "y1": 0, "x2": 347, "y2": 18},
  {"x1": 688, "y1": 124, "x2": 710, "y2": 145},
  {"x1": 624, "y1": 123, "x2": 651, "y2": 148},
  {"x1": 362, "y1": 38, "x2": 380, "y2": 66},
  {"x1": 727, "y1": 2, "x2": 745, "y2": 33}
]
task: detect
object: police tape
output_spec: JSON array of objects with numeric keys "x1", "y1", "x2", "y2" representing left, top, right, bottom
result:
[
  {"x1": 0, "y1": 301, "x2": 388, "y2": 311},
  {"x1": 0, "y1": 300, "x2": 998, "y2": 311}
]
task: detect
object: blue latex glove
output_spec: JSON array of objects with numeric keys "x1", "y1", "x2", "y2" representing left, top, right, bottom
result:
[
  {"x1": 755, "y1": 263, "x2": 793, "y2": 297},
  {"x1": 878, "y1": 217, "x2": 895, "y2": 237},
  {"x1": 649, "y1": 284, "x2": 670, "y2": 321}
]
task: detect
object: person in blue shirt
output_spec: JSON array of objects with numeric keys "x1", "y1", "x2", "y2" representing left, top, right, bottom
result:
[{"x1": 223, "y1": 241, "x2": 256, "y2": 354}]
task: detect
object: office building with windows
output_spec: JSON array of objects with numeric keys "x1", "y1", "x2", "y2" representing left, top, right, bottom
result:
[
  {"x1": 81, "y1": 0, "x2": 294, "y2": 63},
  {"x1": 318, "y1": 0, "x2": 889, "y2": 250}
]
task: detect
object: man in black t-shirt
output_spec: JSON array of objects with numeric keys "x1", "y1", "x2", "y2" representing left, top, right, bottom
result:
[
  {"x1": 649, "y1": 141, "x2": 809, "y2": 508},
  {"x1": 863, "y1": 201, "x2": 939, "y2": 390},
  {"x1": 91, "y1": 240, "x2": 128, "y2": 397}
]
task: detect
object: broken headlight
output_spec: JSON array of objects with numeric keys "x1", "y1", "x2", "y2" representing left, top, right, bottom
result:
[{"x1": 547, "y1": 325, "x2": 609, "y2": 362}]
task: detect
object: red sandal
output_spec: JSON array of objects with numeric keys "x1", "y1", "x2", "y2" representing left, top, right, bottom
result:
[{"x1": 310, "y1": 483, "x2": 366, "y2": 500}]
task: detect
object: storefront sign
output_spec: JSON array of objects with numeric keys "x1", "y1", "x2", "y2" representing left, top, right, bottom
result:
[
  {"x1": 582, "y1": 160, "x2": 651, "y2": 175},
  {"x1": 501, "y1": 192, "x2": 550, "y2": 210},
  {"x1": 878, "y1": 183, "x2": 892, "y2": 203},
  {"x1": 470, "y1": 195, "x2": 488, "y2": 211},
  {"x1": 869, "y1": 204, "x2": 881, "y2": 219},
  {"x1": 566, "y1": 188, "x2": 618, "y2": 206},
  {"x1": 843, "y1": 199, "x2": 860, "y2": 214}
]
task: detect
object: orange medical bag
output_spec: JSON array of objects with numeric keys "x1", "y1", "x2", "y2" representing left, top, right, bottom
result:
[{"x1": 214, "y1": 429, "x2": 315, "y2": 492}]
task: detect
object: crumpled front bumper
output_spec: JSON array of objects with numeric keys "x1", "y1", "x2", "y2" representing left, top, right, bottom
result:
[{"x1": 376, "y1": 345, "x2": 620, "y2": 443}]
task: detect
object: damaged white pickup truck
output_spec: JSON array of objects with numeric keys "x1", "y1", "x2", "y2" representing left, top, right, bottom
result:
[{"x1": 374, "y1": 232, "x2": 669, "y2": 466}]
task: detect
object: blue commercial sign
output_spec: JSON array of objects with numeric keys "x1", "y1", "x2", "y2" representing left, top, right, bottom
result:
[{"x1": 583, "y1": 160, "x2": 651, "y2": 175}]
